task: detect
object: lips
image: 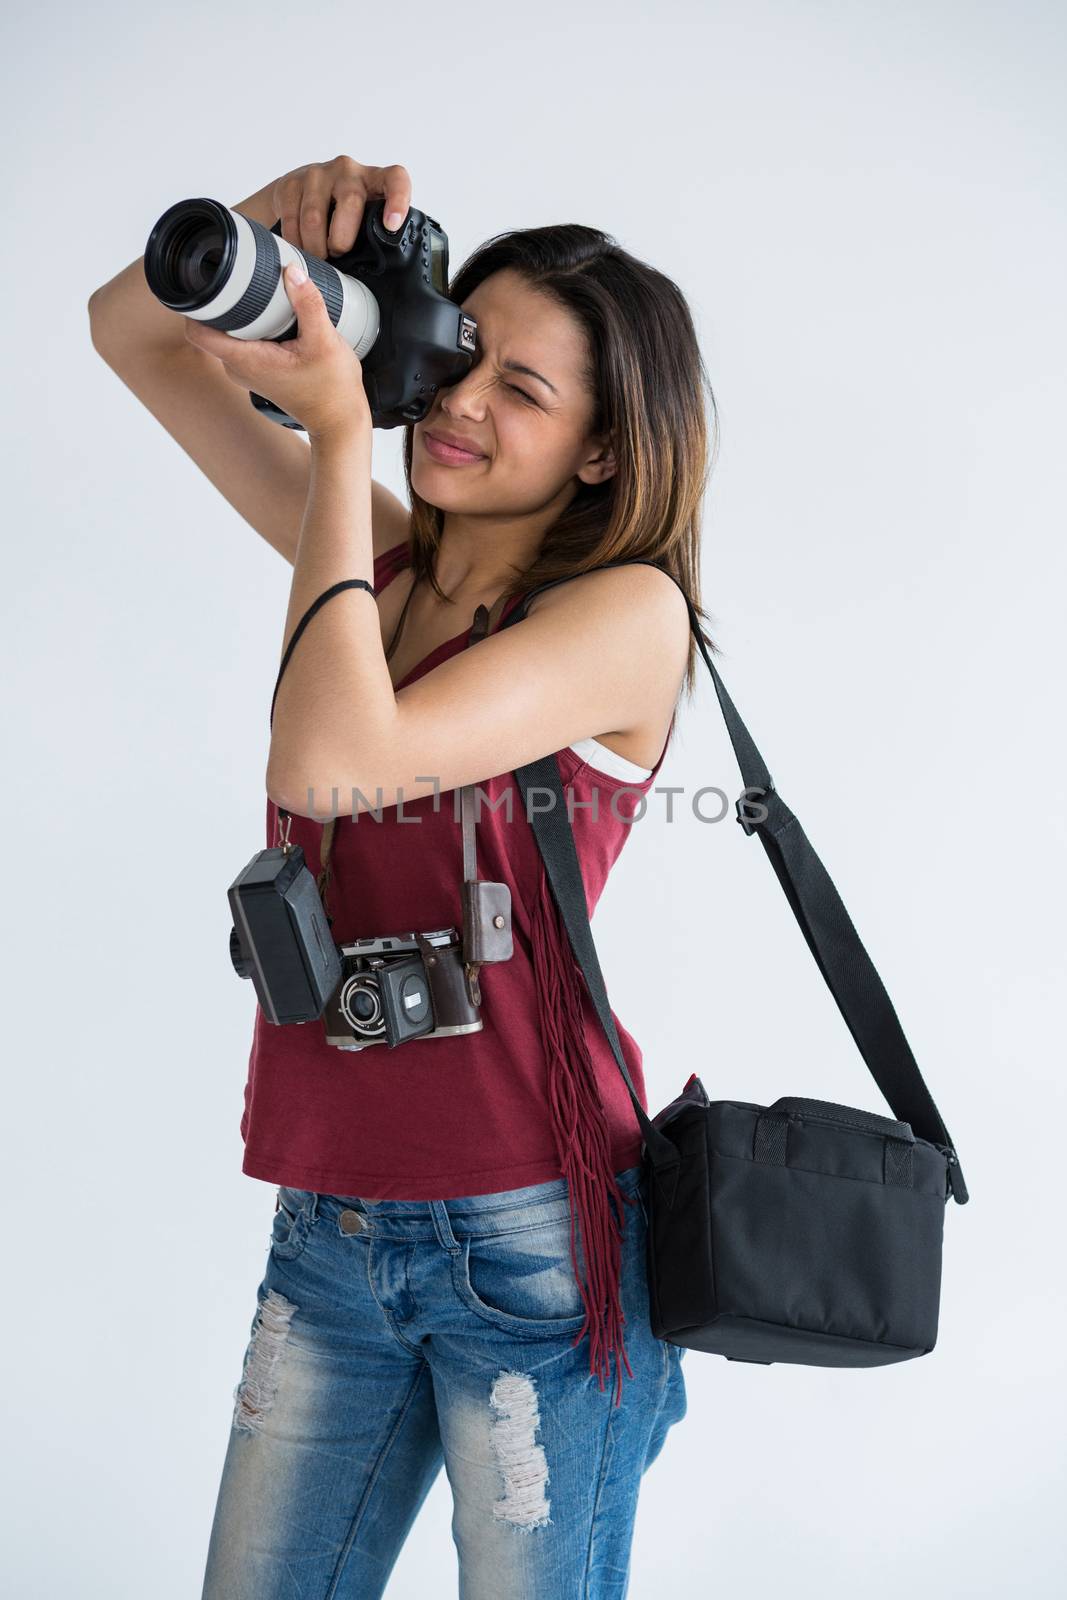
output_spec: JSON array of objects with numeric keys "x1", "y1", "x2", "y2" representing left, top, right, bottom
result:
[{"x1": 422, "y1": 428, "x2": 487, "y2": 464}]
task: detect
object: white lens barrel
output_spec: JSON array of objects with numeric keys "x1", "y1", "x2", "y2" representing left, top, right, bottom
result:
[
  {"x1": 331, "y1": 260, "x2": 381, "y2": 358},
  {"x1": 183, "y1": 210, "x2": 380, "y2": 357}
]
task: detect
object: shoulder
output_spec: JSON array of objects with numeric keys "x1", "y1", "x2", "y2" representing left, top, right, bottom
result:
[
  {"x1": 525, "y1": 562, "x2": 691, "y2": 654},
  {"x1": 520, "y1": 564, "x2": 690, "y2": 751}
]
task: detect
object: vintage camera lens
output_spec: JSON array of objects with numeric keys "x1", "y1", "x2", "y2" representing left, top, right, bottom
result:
[{"x1": 339, "y1": 975, "x2": 385, "y2": 1037}]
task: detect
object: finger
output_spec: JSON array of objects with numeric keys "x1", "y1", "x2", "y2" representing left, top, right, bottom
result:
[
  {"x1": 326, "y1": 183, "x2": 365, "y2": 256},
  {"x1": 183, "y1": 318, "x2": 240, "y2": 358},
  {"x1": 299, "y1": 167, "x2": 334, "y2": 261},
  {"x1": 274, "y1": 173, "x2": 304, "y2": 249},
  {"x1": 283, "y1": 260, "x2": 332, "y2": 344},
  {"x1": 376, "y1": 163, "x2": 412, "y2": 233},
  {"x1": 185, "y1": 321, "x2": 288, "y2": 384}
]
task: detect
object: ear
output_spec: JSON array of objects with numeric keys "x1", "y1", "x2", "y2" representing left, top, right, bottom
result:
[{"x1": 576, "y1": 432, "x2": 617, "y2": 487}]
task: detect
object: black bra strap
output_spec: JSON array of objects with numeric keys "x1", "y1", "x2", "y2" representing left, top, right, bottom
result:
[
  {"x1": 268, "y1": 578, "x2": 377, "y2": 824},
  {"x1": 269, "y1": 578, "x2": 377, "y2": 733}
]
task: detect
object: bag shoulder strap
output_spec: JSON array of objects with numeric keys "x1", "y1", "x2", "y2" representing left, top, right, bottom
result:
[{"x1": 498, "y1": 560, "x2": 968, "y2": 1204}]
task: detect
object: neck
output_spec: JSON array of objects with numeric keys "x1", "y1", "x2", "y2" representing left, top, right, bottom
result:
[{"x1": 433, "y1": 483, "x2": 578, "y2": 599}]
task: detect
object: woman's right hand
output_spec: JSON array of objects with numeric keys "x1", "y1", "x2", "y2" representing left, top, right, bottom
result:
[{"x1": 267, "y1": 156, "x2": 413, "y2": 264}]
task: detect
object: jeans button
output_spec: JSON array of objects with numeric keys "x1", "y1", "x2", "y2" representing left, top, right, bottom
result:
[{"x1": 339, "y1": 1209, "x2": 365, "y2": 1235}]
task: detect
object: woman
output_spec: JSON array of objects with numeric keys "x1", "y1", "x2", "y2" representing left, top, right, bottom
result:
[{"x1": 89, "y1": 154, "x2": 716, "y2": 1599}]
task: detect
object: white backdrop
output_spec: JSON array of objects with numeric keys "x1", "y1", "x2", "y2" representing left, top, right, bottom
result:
[{"x1": 4, "y1": 2, "x2": 1064, "y2": 1594}]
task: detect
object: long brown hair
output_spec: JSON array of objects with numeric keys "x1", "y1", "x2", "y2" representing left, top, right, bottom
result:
[{"x1": 401, "y1": 222, "x2": 720, "y2": 699}]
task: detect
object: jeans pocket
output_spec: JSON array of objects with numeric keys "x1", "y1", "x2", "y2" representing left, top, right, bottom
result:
[
  {"x1": 453, "y1": 1216, "x2": 590, "y2": 1338},
  {"x1": 270, "y1": 1187, "x2": 315, "y2": 1261}
]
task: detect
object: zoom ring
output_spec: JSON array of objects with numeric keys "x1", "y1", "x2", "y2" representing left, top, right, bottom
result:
[
  {"x1": 304, "y1": 253, "x2": 344, "y2": 326},
  {"x1": 203, "y1": 216, "x2": 285, "y2": 333}
]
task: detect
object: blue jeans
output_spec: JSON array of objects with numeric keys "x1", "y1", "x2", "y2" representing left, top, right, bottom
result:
[{"x1": 200, "y1": 1163, "x2": 687, "y2": 1599}]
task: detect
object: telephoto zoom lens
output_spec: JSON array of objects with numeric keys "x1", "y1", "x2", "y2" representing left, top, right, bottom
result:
[{"x1": 144, "y1": 197, "x2": 380, "y2": 355}]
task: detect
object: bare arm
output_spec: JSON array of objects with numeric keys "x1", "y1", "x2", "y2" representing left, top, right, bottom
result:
[
  {"x1": 266, "y1": 429, "x2": 689, "y2": 818},
  {"x1": 88, "y1": 173, "x2": 410, "y2": 564}
]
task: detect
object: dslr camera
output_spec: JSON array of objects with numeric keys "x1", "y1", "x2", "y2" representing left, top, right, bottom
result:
[{"x1": 143, "y1": 193, "x2": 477, "y2": 429}]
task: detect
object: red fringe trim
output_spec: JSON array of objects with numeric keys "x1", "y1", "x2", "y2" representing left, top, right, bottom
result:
[{"x1": 529, "y1": 855, "x2": 637, "y2": 1407}]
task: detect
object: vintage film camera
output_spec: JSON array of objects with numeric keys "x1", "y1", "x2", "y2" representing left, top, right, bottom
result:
[
  {"x1": 228, "y1": 806, "x2": 513, "y2": 1050},
  {"x1": 321, "y1": 929, "x2": 483, "y2": 1050}
]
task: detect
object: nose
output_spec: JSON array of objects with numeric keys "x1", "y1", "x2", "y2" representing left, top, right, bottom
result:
[{"x1": 438, "y1": 363, "x2": 490, "y2": 422}]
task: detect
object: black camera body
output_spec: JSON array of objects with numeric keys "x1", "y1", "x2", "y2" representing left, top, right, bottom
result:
[
  {"x1": 228, "y1": 844, "x2": 342, "y2": 1025},
  {"x1": 322, "y1": 929, "x2": 484, "y2": 1051}
]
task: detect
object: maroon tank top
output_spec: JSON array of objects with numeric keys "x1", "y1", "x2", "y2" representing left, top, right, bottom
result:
[{"x1": 239, "y1": 540, "x2": 674, "y2": 1400}]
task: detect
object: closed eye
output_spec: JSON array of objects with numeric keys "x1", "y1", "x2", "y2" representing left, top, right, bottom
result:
[{"x1": 505, "y1": 383, "x2": 537, "y2": 405}]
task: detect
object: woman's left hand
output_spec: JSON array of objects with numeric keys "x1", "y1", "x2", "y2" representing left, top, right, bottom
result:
[{"x1": 182, "y1": 260, "x2": 372, "y2": 442}]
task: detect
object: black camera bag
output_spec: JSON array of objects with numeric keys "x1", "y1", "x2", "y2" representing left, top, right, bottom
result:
[{"x1": 501, "y1": 562, "x2": 969, "y2": 1368}]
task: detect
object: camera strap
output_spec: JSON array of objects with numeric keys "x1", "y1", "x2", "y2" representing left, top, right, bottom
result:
[
  {"x1": 461, "y1": 602, "x2": 492, "y2": 884},
  {"x1": 459, "y1": 603, "x2": 515, "y2": 1002},
  {"x1": 460, "y1": 606, "x2": 491, "y2": 1003},
  {"x1": 497, "y1": 560, "x2": 969, "y2": 1204}
]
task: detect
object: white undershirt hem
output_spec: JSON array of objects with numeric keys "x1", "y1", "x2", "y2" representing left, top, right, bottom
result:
[{"x1": 567, "y1": 736, "x2": 653, "y2": 782}]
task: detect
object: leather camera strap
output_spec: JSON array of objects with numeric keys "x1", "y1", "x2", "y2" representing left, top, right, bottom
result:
[{"x1": 460, "y1": 602, "x2": 491, "y2": 881}]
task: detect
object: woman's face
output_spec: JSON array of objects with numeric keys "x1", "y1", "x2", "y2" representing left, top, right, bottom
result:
[{"x1": 410, "y1": 268, "x2": 616, "y2": 516}]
